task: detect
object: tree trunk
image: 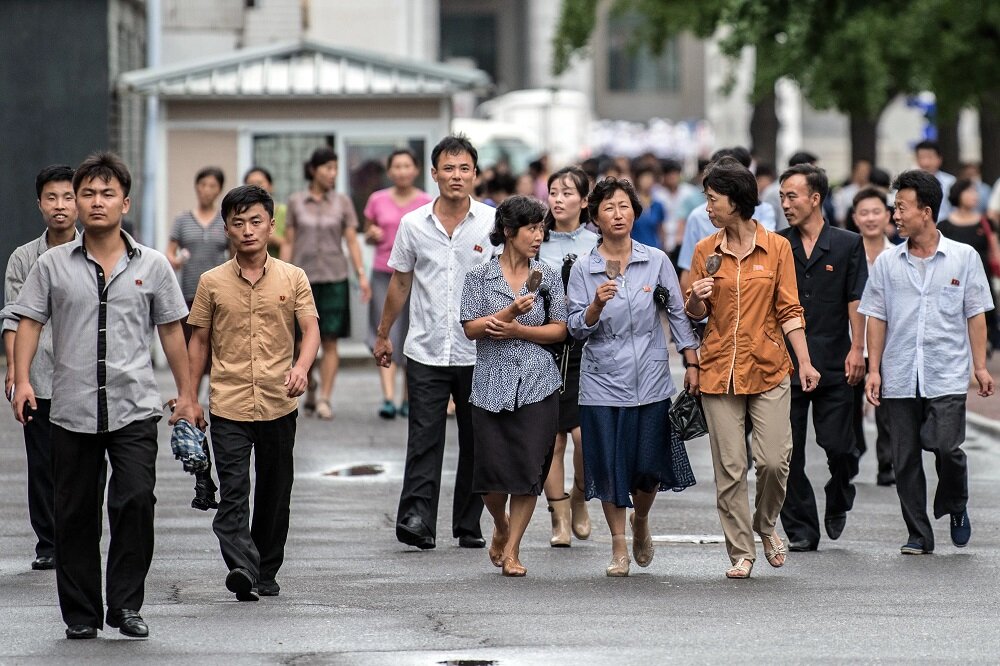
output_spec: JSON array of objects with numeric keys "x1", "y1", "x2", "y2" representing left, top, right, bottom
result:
[
  {"x1": 849, "y1": 112, "x2": 878, "y2": 167},
  {"x1": 937, "y1": 114, "x2": 961, "y2": 175},
  {"x1": 980, "y1": 92, "x2": 1000, "y2": 185},
  {"x1": 749, "y1": 87, "x2": 778, "y2": 168}
]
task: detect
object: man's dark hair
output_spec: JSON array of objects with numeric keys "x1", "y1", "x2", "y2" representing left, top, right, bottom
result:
[
  {"x1": 543, "y1": 166, "x2": 591, "y2": 230},
  {"x1": 73, "y1": 151, "x2": 132, "y2": 196},
  {"x1": 914, "y1": 139, "x2": 942, "y2": 156},
  {"x1": 195, "y1": 166, "x2": 225, "y2": 188},
  {"x1": 587, "y1": 176, "x2": 644, "y2": 229},
  {"x1": 948, "y1": 178, "x2": 976, "y2": 209},
  {"x1": 221, "y1": 185, "x2": 275, "y2": 222},
  {"x1": 303, "y1": 147, "x2": 338, "y2": 181},
  {"x1": 660, "y1": 158, "x2": 683, "y2": 175},
  {"x1": 487, "y1": 172, "x2": 517, "y2": 197},
  {"x1": 788, "y1": 150, "x2": 818, "y2": 166},
  {"x1": 709, "y1": 146, "x2": 752, "y2": 168},
  {"x1": 892, "y1": 169, "x2": 943, "y2": 220},
  {"x1": 387, "y1": 148, "x2": 419, "y2": 169},
  {"x1": 431, "y1": 134, "x2": 478, "y2": 172},
  {"x1": 852, "y1": 186, "x2": 889, "y2": 209},
  {"x1": 703, "y1": 156, "x2": 759, "y2": 220},
  {"x1": 779, "y1": 163, "x2": 830, "y2": 204},
  {"x1": 870, "y1": 167, "x2": 892, "y2": 189},
  {"x1": 35, "y1": 164, "x2": 74, "y2": 199},
  {"x1": 489, "y1": 195, "x2": 547, "y2": 246},
  {"x1": 243, "y1": 166, "x2": 273, "y2": 185},
  {"x1": 632, "y1": 163, "x2": 659, "y2": 183}
]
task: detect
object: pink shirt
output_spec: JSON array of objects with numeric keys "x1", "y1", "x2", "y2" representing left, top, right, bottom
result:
[{"x1": 364, "y1": 188, "x2": 433, "y2": 272}]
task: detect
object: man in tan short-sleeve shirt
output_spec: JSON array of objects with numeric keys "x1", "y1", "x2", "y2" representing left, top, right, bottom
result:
[{"x1": 187, "y1": 185, "x2": 319, "y2": 601}]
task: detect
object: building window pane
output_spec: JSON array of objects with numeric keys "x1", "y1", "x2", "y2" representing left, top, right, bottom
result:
[
  {"x1": 440, "y1": 13, "x2": 497, "y2": 83},
  {"x1": 607, "y1": 14, "x2": 680, "y2": 93}
]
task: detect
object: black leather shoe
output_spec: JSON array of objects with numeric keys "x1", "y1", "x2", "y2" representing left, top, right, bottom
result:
[
  {"x1": 458, "y1": 535, "x2": 486, "y2": 549},
  {"x1": 396, "y1": 515, "x2": 435, "y2": 550},
  {"x1": 191, "y1": 473, "x2": 219, "y2": 511},
  {"x1": 65, "y1": 624, "x2": 97, "y2": 639},
  {"x1": 825, "y1": 512, "x2": 847, "y2": 540},
  {"x1": 787, "y1": 539, "x2": 818, "y2": 552},
  {"x1": 876, "y1": 474, "x2": 896, "y2": 487},
  {"x1": 105, "y1": 609, "x2": 148, "y2": 638},
  {"x1": 226, "y1": 568, "x2": 259, "y2": 601},
  {"x1": 31, "y1": 555, "x2": 55, "y2": 570},
  {"x1": 258, "y1": 580, "x2": 280, "y2": 597}
]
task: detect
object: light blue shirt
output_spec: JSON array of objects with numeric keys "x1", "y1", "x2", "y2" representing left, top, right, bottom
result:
[
  {"x1": 537, "y1": 226, "x2": 599, "y2": 274},
  {"x1": 567, "y1": 242, "x2": 699, "y2": 407},
  {"x1": 858, "y1": 232, "x2": 993, "y2": 398},
  {"x1": 677, "y1": 203, "x2": 777, "y2": 271}
]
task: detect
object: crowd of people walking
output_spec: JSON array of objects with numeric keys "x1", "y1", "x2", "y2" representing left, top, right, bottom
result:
[{"x1": 2, "y1": 131, "x2": 997, "y2": 640}]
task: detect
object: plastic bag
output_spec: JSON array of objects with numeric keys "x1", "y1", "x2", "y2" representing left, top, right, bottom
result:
[
  {"x1": 170, "y1": 418, "x2": 209, "y2": 474},
  {"x1": 669, "y1": 390, "x2": 709, "y2": 441}
]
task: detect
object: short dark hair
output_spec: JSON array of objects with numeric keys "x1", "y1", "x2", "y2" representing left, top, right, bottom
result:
[
  {"x1": 73, "y1": 151, "x2": 131, "y2": 196},
  {"x1": 387, "y1": 148, "x2": 419, "y2": 169},
  {"x1": 243, "y1": 166, "x2": 273, "y2": 185},
  {"x1": 948, "y1": 178, "x2": 976, "y2": 208},
  {"x1": 543, "y1": 166, "x2": 591, "y2": 230},
  {"x1": 852, "y1": 186, "x2": 889, "y2": 209},
  {"x1": 195, "y1": 166, "x2": 225, "y2": 188},
  {"x1": 489, "y1": 195, "x2": 547, "y2": 246},
  {"x1": 221, "y1": 185, "x2": 274, "y2": 222},
  {"x1": 703, "y1": 156, "x2": 759, "y2": 220},
  {"x1": 487, "y1": 172, "x2": 517, "y2": 197},
  {"x1": 632, "y1": 163, "x2": 659, "y2": 183},
  {"x1": 755, "y1": 162, "x2": 776, "y2": 180},
  {"x1": 870, "y1": 167, "x2": 892, "y2": 189},
  {"x1": 35, "y1": 164, "x2": 74, "y2": 199},
  {"x1": 660, "y1": 158, "x2": 683, "y2": 175},
  {"x1": 892, "y1": 169, "x2": 942, "y2": 220},
  {"x1": 710, "y1": 146, "x2": 752, "y2": 168},
  {"x1": 587, "y1": 176, "x2": 643, "y2": 228},
  {"x1": 303, "y1": 147, "x2": 338, "y2": 181},
  {"x1": 779, "y1": 163, "x2": 830, "y2": 203},
  {"x1": 788, "y1": 151, "x2": 818, "y2": 166},
  {"x1": 431, "y1": 134, "x2": 478, "y2": 172},
  {"x1": 914, "y1": 139, "x2": 941, "y2": 156}
]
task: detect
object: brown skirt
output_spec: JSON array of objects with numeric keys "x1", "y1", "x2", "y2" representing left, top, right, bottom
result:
[{"x1": 471, "y1": 392, "x2": 559, "y2": 496}]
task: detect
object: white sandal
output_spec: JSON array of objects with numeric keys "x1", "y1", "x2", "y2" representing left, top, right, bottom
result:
[{"x1": 726, "y1": 557, "x2": 753, "y2": 579}]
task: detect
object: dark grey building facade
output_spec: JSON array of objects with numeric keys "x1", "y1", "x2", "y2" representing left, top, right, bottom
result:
[{"x1": 0, "y1": 0, "x2": 145, "y2": 304}]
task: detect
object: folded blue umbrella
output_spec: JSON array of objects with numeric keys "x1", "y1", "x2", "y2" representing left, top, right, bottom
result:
[{"x1": 170, "y1": 419, "x2": 209, "y2": 474}]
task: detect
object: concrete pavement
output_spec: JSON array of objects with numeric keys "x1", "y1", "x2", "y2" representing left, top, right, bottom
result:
[{"x1": 1, "y1": 362, "x2": 999, "y2": 664}]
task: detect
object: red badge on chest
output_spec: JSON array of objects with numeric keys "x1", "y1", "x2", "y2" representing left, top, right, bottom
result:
[
  {"x1": 473, "y1": 244, "x2": 483, "y2": 253},
  {"x1": 135, "y1": 279, "x2": 143, "y2": 286},
  {"x1": 951, "y1": 278, "x2": 960, "y2": 286},
  {"x1": 825, "y1": 264, "x2": 834, "y2": 272}
]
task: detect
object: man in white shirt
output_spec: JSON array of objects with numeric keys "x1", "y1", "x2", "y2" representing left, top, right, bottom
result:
[
  {"x1": 374, "y1": 136, "x2": 497, "y2": 550},
  {"x1": 913, "y1": 140, "x2": 956, "y2": 221},
  {"x1": 861, "y1": 169, "x2": 994, "y2": 555}
]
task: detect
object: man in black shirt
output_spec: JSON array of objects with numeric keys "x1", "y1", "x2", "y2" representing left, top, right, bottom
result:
[{"x1": 777, "y1": 164, "x2": 868, "y2": 551}]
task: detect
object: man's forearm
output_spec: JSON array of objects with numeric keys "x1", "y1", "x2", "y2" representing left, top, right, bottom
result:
[
  {"x1": 848, "y1": 301, "x2": 865, "y2": 350},
  {"x1": 159, "y1": 321, "x2": 196, "y2": 401},
  {"x1": 12, "y1": 319, "x2": 42, "y2": 384},
  {"x1": 866, "y1": 318, "x2": 886, "y2": 372},
  {"x1": 296, "y1": 318, "x2": 321, "y2": 371},
  {"x1": 968, "y1": 313, "x2": 988, "y2": 370},
  {"x1": 3, "y1": 330, "x2": 14, "y2": 369}
]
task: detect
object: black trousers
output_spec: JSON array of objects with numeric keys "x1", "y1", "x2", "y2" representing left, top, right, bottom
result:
[
  {"x1": 210, "y1": 411, "x2": 297, "y2": 583},
  {"x1": 52, "y1": 418, "x2": 158, "y2": 628},
  {"x1": 780, "y1": 382, "x2": 858, "y2": 546},
  {"x1": 880, "y1": 394, "x2": 967, "y2": 552},
  {"x1": 853, "y1": 364, "x2": 893, "y2": 483},
  {"x1": 23, "y1": 398, "x2": 55, "y2": 559},
  {"x1": 397, "y1": 360, "x2": 483, "y2": 540}
]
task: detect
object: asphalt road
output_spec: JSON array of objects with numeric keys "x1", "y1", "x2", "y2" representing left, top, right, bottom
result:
[{"x1": 1, "y1": 365, "x2": 998, "y2": 664}]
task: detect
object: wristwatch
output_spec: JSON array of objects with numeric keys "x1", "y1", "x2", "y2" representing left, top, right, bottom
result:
[{"x1": 683, "y1": 359, "x2": 700, "y2": 369}]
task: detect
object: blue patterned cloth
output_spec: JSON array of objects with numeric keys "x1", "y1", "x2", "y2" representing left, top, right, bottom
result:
[
  {"x1": 579, "y1": 399, "x2": 695, "y2": 508},
  {"x1": 460, "y1": 257, "x2": 566, "y2": 413},
  {"x1": 170, "y1": 419, "x2": 209, "y2": 474}
]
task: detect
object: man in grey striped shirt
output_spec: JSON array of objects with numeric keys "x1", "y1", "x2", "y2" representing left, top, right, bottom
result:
[
  {"x1": 10, "y1": 152, "x2": 203, "y2": 641},
  {"x1": 3, "y1": 165, "x2": 80, "y2": 573}
]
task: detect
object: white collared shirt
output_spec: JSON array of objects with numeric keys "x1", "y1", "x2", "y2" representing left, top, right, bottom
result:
[
  {"x1": 388, "y1": 197, "x2": 497, "y2": 366},
  {"x1": 859, "y1": 232, "x2": 993, "y2": 398}
]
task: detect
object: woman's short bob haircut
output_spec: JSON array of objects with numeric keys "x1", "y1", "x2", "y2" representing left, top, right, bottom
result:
[
  {"x1": 543, "y1": 166, "x2": 591, "y2": 231},
  {"x1": 702, "y1": 156, "x2": 759, "y2": 220},
  {"x1": 587, "y1": 176, "x2": 643, "y2": 229},
  {"x1": 303, "y1": 147, "x2": 338, "y2": 181},
  {"x1": 489, "y1": 195, "x2": 548, "y2": 247}
]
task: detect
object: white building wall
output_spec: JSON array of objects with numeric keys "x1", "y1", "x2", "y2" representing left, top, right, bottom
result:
[
  {"x1": 308, "y1": 0, "x2": 438, "y2": 61},
  {"x1": 524, "y1": 0, "x2": 592, "y2": 96}
]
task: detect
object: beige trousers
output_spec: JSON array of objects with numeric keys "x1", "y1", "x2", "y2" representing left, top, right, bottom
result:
[{"x1": 701, "y1": 376, "x2": 792, "y2": 564}]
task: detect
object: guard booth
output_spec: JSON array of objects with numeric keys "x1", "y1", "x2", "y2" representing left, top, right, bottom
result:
[{"x1": 121, "y1": 38, "x2": 490, "y2": 349}]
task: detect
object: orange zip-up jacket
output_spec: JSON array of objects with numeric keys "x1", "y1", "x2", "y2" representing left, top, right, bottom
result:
[{"x1": 686, "y1": 223, "x2": 805, "y2": 395}]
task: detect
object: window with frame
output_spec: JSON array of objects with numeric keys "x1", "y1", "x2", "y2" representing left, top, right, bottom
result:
[{"x1": 606, "y1": 13, "x2": 680, "y2": 93}]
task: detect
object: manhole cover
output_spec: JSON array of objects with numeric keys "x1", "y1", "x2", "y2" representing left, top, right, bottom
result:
[{"x1": 324, "y1": 464, "x2": 385, "y2": 477}]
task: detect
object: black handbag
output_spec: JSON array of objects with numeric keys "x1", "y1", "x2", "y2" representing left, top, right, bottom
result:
[{"x1": 669, "y1": 389, "x2": 709, "y2": 441}]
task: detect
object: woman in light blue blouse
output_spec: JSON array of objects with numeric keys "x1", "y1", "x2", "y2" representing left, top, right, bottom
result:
[
  {"x1": 537, "y1": 166, "x2": 599, "y2": 547},
  {"x1": 567, "y1": 177, "x2": 701, "y2": 577},
  {"x1": 461, "y1": 196, "x2": 567, "y2": 577}
]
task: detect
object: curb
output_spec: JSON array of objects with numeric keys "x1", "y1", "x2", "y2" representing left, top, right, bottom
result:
[{"x1": 967, "y1": 411, "x2": 1000, "y2": 440}]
